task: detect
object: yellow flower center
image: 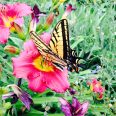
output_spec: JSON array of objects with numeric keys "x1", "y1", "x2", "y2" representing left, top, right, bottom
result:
[
  {"x1": 2, "y1": 16, "x2": 11, "y2": 27},
  {"x1": 8, "y1": 17, "x2": 15, "y2": 22},
  {"x1": 33, "y1": 56, "x2": 54, "y2": 72},
  {"x1": 2, "y1": 16, "x2": 16, "y2": 28}
]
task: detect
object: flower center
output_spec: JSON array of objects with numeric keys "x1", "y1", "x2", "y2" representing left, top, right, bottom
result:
[
  {"x1": 2, "y1": 14, "x2": 16, "y2": 28},
  {"x1": 33, "y1": 56, "x2": 54, "y2": 72},
  {"x1": 2, "y1": 16, "x2": 11, "y2": 27}
]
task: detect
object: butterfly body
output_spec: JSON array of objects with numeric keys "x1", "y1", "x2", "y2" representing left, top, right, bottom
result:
[{"x1": 30, "y1": 19, "x2": 79, "y2": 72}]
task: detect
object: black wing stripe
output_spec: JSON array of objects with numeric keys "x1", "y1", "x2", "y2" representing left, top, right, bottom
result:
[
  {"x1": 61, "y1": 20, "x2": 68, "y2": 59},
  {"x1": 30, "y1": 31, "x2": 51, "y2": 51},
  {"x1": 64, "y1": 19, "x2": 70, "y2": 57},
  {"x1": 50, "y1": 38, "x2": 55, "y2": 47},
  {"x1": 52, "y1": 33, "x2": 58, "y2": 43}
]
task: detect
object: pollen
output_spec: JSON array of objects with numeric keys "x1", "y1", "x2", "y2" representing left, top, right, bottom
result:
[{"x1": 33, "y1": 56, "x2": 54, "y2": 72}]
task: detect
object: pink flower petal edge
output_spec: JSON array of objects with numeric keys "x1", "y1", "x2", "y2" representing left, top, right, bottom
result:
[{"x1": 0, "y1": 27, "x2": 10, "y2": 44}]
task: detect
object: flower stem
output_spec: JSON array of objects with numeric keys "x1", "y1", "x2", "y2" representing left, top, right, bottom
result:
[
  {"x1": 0, "y1": 95, "x2": 2, "y2": 107},
  {"x1": 49, "y1": 2, "x2": 60, "y2": 12}
]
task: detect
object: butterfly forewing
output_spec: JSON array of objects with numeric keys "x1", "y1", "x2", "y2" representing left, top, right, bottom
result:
[
  {"x1": 30, "y1": 31, "x2": 67, "y2": 68},
  {"x1": 30, "y1": 31, "x2": 51, "y2": 53},
  {"x1": 50, "y1": 19, "x2": 70, "y2": 60}
]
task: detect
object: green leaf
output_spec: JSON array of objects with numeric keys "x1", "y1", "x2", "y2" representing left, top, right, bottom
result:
[
  {"x1": 9, "y1": 37, "x2": 23, "y2": 49},
  {"x1": 71, "y1": 36, "x2": 84, "y2": 49},
  {"x1": 33, "y1": 97, "x2": 59, "y2": 104}
]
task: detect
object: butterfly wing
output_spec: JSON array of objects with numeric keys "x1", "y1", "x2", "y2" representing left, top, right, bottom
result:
[
  {"x1": 30, "y1": 31, "x2": 67, "y2": 68},
  {"x1": 30, "y1": 31, "x2": 51, "y2": 53},
  {"x1": 49, "y1": 19, "x2": 71, "y2": 60},
  {"x1": 49, "y1": 19, "x2": 79, "y2": 72}
]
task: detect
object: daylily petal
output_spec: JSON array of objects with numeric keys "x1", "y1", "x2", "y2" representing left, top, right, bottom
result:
[
  {"x1": 0, "y1": 17, "x2": 4, "y2": 26},
  {"x1": 12, "y1": 40, "x2": 40, "y2": 78},
  {"x1": 60, "y1": 97, "x2": 89, "y2": 116},
  {"x1": 16, "y1": 3, "x2": 32, "y2": 17},
  {"x1": 6, "y1": 3, "x2": 32, "y2": 18},
  {"x1": 32, "y1": 4, "x2": 46, "y2": 23},
  {"x1": 18, "y1": 91, "x2": 33, "y2": 110},
  {"x1": 7, "y1": 84, "x2": 33, "y2": 110},
  {"x1": 0, "y1": 26, "x2": 10, "y2": 44},
  {"x1": 44, "y1": 68, "x2": 69, "y2": 93},
  {"x1": 2, "y1": 92, "x2": 14, "y2": 100},
  {"x1": 28, "y1": 74, "x2": 47, "y2": 93},
  {"x1": 2, "y1": 85, "x2": 33, "y2": 110},
  {"x1": 32, "y1": 4, "x2": 40, "y2": 23},
  {"x1": 89, "y1": 78, "x2": 105, "y2": 96},
  {"x1": 78, "y1": 102, "x2": 89, "y2": 115},
  {"x1": 39, "y1": 32, "x2": 51, "y2": 45},
  {"x1": 6, "y1": 4, "x2": 17, "y2": 18},
  {"x1": 92, "y1": 78, "x2": 98, "y2": 84},
  {"x1": 59, "y1": 98, "x2": 72, "y2": 116},
  {"x1": 72, "y1": 97, "x2": 81, "y2": 110},
  {"x1": 14, "y1": 17, "x2": 24, "y2": 27},
  {"x1": 23, "y1": 39, "x2": 38, "y2": 53},
  {"x1": 12, "y1": 52, "x2": 39, "y2": 79}
]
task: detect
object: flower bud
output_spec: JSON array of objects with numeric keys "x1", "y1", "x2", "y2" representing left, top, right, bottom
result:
[
  {"x1": 46, "y1": 13, "x2": 54, "y2": 25},
  {"x1": 68, "y1": 88, "x2": 76, "y2": 95},
  {"x1": 96, "y1": 93, "x2": 103, "y2": 100},
  {"x1": 13, "y1": 23, "x2": 25, "y2": 40},
  {"x1": 108, "y1": 104, "x2": 113, "y2": 108},
  {"x1": 4, "y1": 45, "x2": 20, "y2": 54},
  {"x1": 62, "y1": 4, "x2": 76, "y2": 19},
  {"x1": 44, "y1": 13, "x2": 54, "y2": 29}
]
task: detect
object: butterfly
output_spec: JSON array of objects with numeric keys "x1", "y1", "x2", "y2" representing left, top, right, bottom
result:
[{"x1": 30, "y1": 19, "x2": 79, "y2": 72}]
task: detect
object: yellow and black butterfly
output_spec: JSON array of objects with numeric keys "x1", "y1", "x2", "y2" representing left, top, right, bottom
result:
[{"x1": 30, "y1": 19, "x2": 79, "y2": 72}]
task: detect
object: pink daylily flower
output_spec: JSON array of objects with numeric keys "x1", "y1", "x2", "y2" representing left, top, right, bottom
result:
[
  {"x1": 88, "y1": 78, "x2": 105, "y2": 99},
  {"x1": 0, "y1": 3, "x2": 32, "y2": 44},
  {"x1": 12, "y1": 33, "x2": 69, "y2": 93}
]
